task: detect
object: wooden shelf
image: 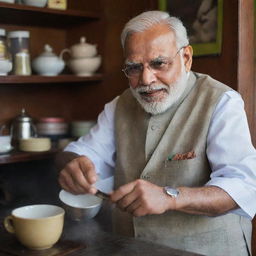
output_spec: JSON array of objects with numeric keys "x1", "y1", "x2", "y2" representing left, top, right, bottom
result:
[
  {"x1": 0, "y1": 2, "x2": 100, "y2": 26},
  {"x1": 0, "y1": 148, "x2": 59, "y2": 165},
  {"x1": 0, "y1": 74, "x2": 103, "y2": 85}
]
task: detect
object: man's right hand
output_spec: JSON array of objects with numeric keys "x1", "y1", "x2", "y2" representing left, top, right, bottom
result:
[{"x1": 58, "y1": 155, "x2": 98, "y2": 195}]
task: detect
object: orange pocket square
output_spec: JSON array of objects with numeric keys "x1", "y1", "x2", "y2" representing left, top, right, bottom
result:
[{"x1": 167, "y1": 150, "x2": 196, "y2": 161}]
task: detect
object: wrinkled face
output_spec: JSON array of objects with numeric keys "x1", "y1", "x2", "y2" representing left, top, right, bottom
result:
[{"x1": 123, "y1": 23, "x2": 193, "y2": 115}]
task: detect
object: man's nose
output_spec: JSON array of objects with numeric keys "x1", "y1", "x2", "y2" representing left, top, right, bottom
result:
[{"x1": 139, "y1": 66, "x2": 157, "y2": 86}]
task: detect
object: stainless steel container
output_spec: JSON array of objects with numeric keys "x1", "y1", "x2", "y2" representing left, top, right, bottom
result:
[{"x1": 11, "y1": 108, "x2": 37, "y2": 148}]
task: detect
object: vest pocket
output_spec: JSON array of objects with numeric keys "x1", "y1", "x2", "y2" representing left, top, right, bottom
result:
[{"x1": 163, "y1": 156, "x2": 209, "y2": 187}]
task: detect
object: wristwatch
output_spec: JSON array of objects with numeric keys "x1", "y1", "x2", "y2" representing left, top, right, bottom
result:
[{"x1": 164, "y1": 186, "x2": 179, "y2": 198}]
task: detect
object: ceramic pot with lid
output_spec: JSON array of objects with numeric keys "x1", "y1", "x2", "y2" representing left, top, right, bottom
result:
[
  {"x1": 11, "y1": 108, "x2": 37, "y2": 148},
  {"x1": 61, "y1": 37, "x2": 97, "y2": 59},
  {"x1": 32, "y1": 44, "x2": 65, "y2": 76},
  {"x1": 61, "y1": 37, "x2": 101, "y2": 76}
]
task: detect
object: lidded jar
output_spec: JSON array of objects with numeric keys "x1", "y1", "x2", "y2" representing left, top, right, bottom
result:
[
  {"x1": 0, "y1": 28, "x2": 12, "y2": 75},
  {"x1": 0, "y1": 29, "x2": 8, "y2": 60},
  {"x1": 32, "y1": 44, "x2": 65, "y2": 76},
  {"x1": 63, "y1": 37, "x2": 98, "y2": 59},
  {"x1": 8, "y1": 30, "x2": 31, "y2": 75}
]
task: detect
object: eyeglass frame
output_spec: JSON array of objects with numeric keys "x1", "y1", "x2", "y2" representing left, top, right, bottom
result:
[{"x1": 122, "y1": 46, "x2": 187, "y2": 79}]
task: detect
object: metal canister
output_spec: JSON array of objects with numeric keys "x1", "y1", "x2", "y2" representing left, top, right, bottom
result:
[{"x1": 10, "y1": 108, "x2": 37, "y2": 148}]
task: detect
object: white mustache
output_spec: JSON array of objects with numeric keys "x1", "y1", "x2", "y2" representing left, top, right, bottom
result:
[{"x1": 135, "y1": 84, "x2": 169, "y2": 93}]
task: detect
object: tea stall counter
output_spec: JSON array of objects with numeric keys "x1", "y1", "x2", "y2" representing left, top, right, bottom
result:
[{"x1": 0, "y1": 203, "x2": 204, "y2": 256}]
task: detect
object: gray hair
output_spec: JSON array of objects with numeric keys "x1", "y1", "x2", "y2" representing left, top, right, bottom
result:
[{"x1": 121, "y1": 10, "x2": 189, "y2": 49}]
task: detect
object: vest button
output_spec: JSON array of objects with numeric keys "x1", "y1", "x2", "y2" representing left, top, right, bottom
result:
[{"x1": 151, "y1": 125, "x2": 157, "y2": 130}]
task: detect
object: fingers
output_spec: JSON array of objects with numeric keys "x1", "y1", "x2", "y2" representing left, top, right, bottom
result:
[
  {"x1": 111, "y1": 180, "x2": 137, "y2": 202},
  {"x1": 110, "y1": 179, "x2": 145, "y2": 216},
  {"x1": 111, "y1": 179, "x2": 171, "y2": 217},
  {"x1": 125, "y1": 198, "x2": 141, "y2": 216},
  {"x1": 79, "y1": 157, "x2": 97, "y2": 184},
  {"x1": 115, "y1": 188, "x2": 139, "y2": 211},
  {"x1": 58, "y1": 156, "x2": 98, "y2": 194}
]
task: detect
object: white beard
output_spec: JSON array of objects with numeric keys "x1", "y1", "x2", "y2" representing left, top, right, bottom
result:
[{"x1": 130, "y1": 64, "x2": 189, "y2": 115}]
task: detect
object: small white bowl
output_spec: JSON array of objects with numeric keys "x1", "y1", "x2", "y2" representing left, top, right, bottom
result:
[
  {"x1": 71, "y1": 120, "x2": 96, "y2": 137},
  {"x1": 59, "y1": 190, "x2": 102, "y2": 221},
  {"x1": 0, "y1": 135, "x2": 12, "y2": 153},
  {"x1": 22, "y1": 0, "x2": 47, "y2": 7},
  {"x1": 0, "y1": 59, "x2": 12, "y2": 76},
  {"x1": 68, "y1": 56, "x2": 101, "y2": 76},
  {"x1": 0, "y1": 0, "x2": 15, "y2": 3}
]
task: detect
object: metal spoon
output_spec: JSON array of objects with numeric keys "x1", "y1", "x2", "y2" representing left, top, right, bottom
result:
[{"x1": 95, "y1": 189, "x2": 110, "y2": 200}]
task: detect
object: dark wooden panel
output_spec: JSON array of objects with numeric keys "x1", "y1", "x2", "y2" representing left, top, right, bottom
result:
[
  {"x1": 0, "y1": 74, "x2": 103, "y2": 84},
  {"x1": 237, "y1": 0, "x2": 255, "y2": 141},
  {"x1": 192, "y1": 0, "x2": 239, "y2": 89}
]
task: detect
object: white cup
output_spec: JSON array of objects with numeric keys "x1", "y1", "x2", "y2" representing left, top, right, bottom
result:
[{"x1": 0, "y1": 135, "x2": 12, "y2": 153}]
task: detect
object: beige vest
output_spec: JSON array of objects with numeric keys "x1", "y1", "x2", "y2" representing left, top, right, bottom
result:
[{"x1": 114, "y1": 72, "x2": 251, "y2": 256}]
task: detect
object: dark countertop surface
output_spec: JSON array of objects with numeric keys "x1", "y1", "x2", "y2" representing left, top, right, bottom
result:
[{"x1": 0, "y1": 202, "x2": 204, "y2": 256}]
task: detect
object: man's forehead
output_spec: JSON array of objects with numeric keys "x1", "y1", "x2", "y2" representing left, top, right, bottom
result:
[{"x1": 124, "y1": 34, "x2": 177, "y2": 63}]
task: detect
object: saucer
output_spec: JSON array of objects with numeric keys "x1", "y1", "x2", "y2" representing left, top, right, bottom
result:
[{"x1": 0, "y1": 146, "x2": 13, "y2": 154}]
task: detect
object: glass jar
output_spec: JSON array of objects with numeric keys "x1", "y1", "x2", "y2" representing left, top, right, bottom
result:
[
  {"x1": 0, "y1": 29, "x2": 8, "y2": 60},
  {"x1": 8, "y1": 30, "x2": 31, "y2": 75},
  {"x1": 0, "y1": 28, "x2": 12, "y2": 76}
]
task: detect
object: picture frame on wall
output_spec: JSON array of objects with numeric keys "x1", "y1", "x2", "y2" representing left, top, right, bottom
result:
[{"x1": 158, "y1": 0, "x2": 223, "y2": 57}]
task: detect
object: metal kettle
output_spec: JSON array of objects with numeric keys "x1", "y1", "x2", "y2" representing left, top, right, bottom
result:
[{"x1": 11, "y1": 108, "x2": 37, "y2": 147}]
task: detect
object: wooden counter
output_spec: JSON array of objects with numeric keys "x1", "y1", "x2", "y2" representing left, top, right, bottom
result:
[{"x1": 0, "y1": 203, "x2": 204, "y2": 256}]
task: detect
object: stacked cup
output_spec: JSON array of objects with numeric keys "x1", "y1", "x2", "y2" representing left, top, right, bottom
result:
[{"x1": 61, "y1": 37, "x2": 101, "y2": 76}]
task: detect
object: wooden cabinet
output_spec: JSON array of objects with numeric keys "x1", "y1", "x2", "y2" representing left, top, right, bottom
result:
[
  {"x1": 0, "y1": 1, "x2": 157, "y2": 165},
  {"x1": 0, "y1": 1, "x2": 104, "y2": 164},
  {"x1": 0, "y1": 1, "x2": 104, "y2": 119}
]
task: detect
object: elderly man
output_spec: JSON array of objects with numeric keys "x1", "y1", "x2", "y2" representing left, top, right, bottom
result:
[{"x1": 56, "y1": 11, "x2": 256, "y2": 256}]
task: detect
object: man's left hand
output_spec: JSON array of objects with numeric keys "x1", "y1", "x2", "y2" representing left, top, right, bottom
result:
[{"x1": 110, "y1": 179, "x2": 175, "y2": 217}]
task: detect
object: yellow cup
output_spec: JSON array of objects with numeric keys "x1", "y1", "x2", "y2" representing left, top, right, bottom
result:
[{"x1": 4, "y1": 204, "x2": 65, "y2": 250}]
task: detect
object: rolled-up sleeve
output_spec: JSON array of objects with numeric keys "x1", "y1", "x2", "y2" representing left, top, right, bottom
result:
[
  {"x1": 64, "y1": 96, "x2": 118, "y2": 179},
  {"x1": 206, "y1": 90, "x2": 256, "y2": 219}
]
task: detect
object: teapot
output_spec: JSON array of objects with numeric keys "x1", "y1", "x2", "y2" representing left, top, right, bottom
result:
[
  {"x1": 32, "y1": 44, "x2": 65, "y2": 76},
  {"x1": 61, "y1": 37, "x2": 97, "y2": 59},
  {"x1": 11, "y1": 108, "x2": 37, "y2": 148}
]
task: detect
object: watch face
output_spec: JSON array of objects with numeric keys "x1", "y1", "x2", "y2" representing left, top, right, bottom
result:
[{"x1": 164, "y1": 186, "x2": 179, "y2": 198}]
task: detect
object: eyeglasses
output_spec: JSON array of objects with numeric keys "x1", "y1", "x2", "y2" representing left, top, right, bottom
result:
[{"x1": 122, "y1": 47, "x2": 185, "y2": 78}]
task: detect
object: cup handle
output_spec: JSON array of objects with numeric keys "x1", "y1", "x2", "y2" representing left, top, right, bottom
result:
[
  {"x1": 4, "y1": 215, "x2": 15, "y2": 234},
  {"x1": 60, "y1": 48, "x2": 71, "y2": 61}
]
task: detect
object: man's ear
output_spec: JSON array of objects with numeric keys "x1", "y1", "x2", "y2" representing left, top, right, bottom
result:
[{"x1": 183, "y1": 45, "x2": 193, "y2": 72}]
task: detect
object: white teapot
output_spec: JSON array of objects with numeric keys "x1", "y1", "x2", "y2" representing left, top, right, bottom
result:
[
  {"x1": 61, "y1": 37, "x2": 98, "y2": 59},
  {"x1": 32, "y1": 44, "x2": 65, "y2": 76}
]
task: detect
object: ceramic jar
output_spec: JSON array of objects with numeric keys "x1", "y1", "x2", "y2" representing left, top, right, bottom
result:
[
  {"x1": 61, "y1": 37, "x2": 101, "y2": 76},
  {"x1": 32, "y1": 44, "x2": 65, "y2": 76},
  {"x1": 63, "y1": 37, "x2": 97, "y2": 59}
]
